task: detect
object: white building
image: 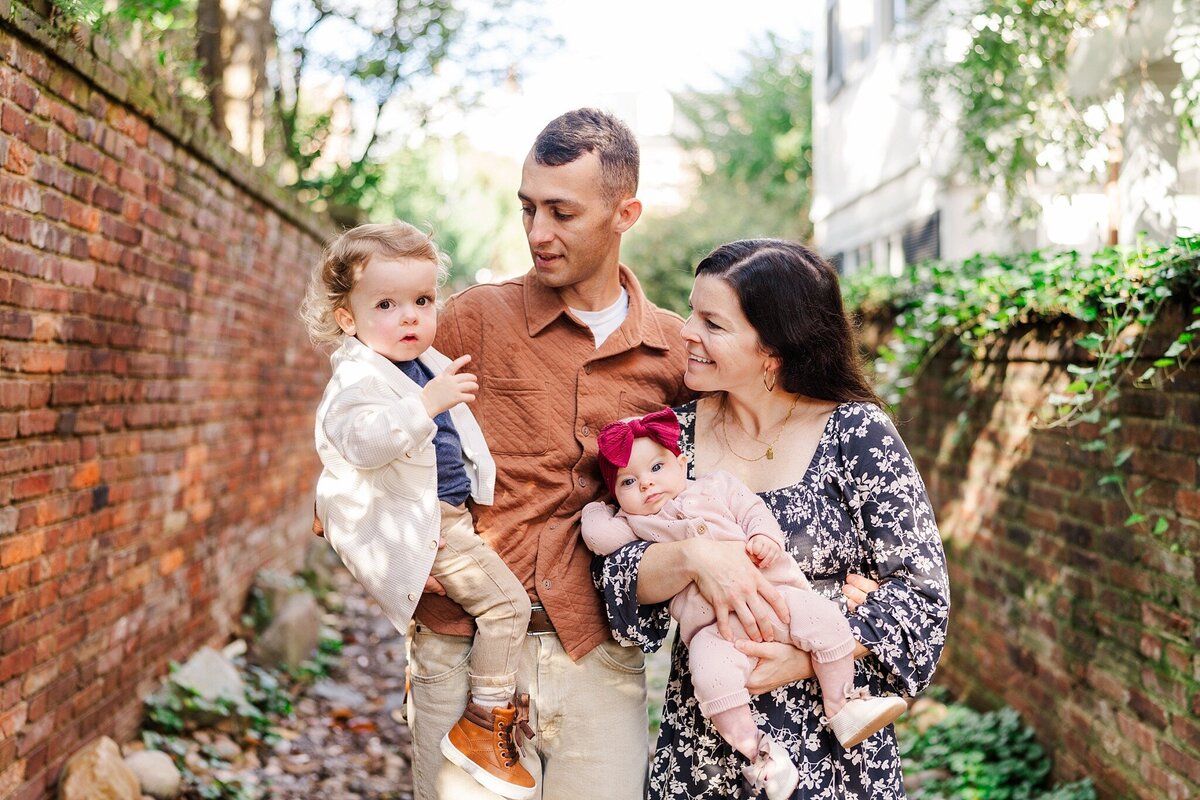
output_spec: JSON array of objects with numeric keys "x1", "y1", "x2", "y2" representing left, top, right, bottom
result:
[{"x1": 812, "y1": 0, "x2": 1200, "y2": 274}]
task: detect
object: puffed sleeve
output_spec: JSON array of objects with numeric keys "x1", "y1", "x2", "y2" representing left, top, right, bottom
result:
[
  {"x1": 840, "y1": 405, "x2": 950, "y2": 695},
  {"x1": 592, "y1": 540, "x2": 673, "y2": 652}
]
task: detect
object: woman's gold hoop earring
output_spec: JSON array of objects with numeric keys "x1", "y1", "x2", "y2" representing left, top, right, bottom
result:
[{"x1": 763, "y1": 367, "x2": 776, "y2": 393}]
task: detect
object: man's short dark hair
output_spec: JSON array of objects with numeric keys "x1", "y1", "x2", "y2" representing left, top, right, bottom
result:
[{"x1": 532, "y1": 108, "x2": 639, "y2": 204}]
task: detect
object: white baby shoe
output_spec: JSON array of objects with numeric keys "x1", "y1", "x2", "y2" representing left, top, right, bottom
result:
[
  {"x1": 741, "y1": 733, "x2": 799, "y2": 800},
  {"x1": 829, "y1": 694, "x2": 908, "y2": 748}
]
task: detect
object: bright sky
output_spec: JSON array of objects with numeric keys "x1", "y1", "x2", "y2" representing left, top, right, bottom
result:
[{"x1": 458, "y1": 0, "x2": 816, "y2": 161}]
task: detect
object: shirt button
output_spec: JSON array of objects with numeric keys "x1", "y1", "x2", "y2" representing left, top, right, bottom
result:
[
  {"x1": 584, "y1": 364, "x2": 593, "y2": 374},
  {"x1": 430, "y1": 540, "x2": 438, "y2": 549},
  {"x1": 581, "y1": 425, "x2": 591, "y2": 436},
  {"x1": 578, "y1": 477, "x2": 587, "y2": 487},
  {"x1": 549, "y1": 522, "x2": 558, "y2": 529},
  {"x1": 697, "y1": 524, "x2": 708, "y2": 534},
  {"x1": 543, "y1": 579, "x2": 552, "y2": 589},
  {"x1": 407, "y1": 593, "x2": 417, "y2": 602}
]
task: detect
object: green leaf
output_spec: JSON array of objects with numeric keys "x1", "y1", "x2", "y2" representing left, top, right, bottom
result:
[
  {"x1": 1113, "y1": 448, "x2": 1134, "y2": 466},
  {"x1": 1153, "y1": 517, "x2": 1169, "y2": 535},
  {"x1": 1125, "y1": 513, "x2": 1147, "y2": 526}
]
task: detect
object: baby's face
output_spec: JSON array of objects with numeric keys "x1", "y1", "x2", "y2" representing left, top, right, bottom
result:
[{"x1": 613, "y1": 438, "x2": 688, "y2": 516}]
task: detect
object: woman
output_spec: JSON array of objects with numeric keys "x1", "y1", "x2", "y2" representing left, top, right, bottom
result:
[{"x1": 598, "y1": 240, "x2": 949, "y2": 798}]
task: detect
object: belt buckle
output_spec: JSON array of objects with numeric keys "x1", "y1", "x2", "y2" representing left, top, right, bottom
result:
[{"x1": 527, "y1": 602, "x2": 555, "y2": 637}]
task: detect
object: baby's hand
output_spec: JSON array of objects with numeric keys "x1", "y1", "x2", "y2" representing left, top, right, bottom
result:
[
  {"x1": 421, "y1": 355, "x2": 478, "y2": 417},
  {"x1": 746, "y1": 534, "x2": 781, "y2": 569}
]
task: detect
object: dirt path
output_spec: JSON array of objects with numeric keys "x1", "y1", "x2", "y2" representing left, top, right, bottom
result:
[{"x1": 201, "y1": 561, "x2": 669, "y2": 799}]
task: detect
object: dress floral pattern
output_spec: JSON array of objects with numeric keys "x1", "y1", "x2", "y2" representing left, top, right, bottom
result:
[{"x1": 597, "y1": 401, "x2": 950, "y2": 799}]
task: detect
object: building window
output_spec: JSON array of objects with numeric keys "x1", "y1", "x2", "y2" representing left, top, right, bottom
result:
[
  {"x1": 826, "y1": 0, "x2": 843, "y2": 94},
  {"x1": 828, "y1": 251, "x2": 845, "y2": 274},
  {"x1": 882, "y1": 0, "x2": 907, "y2": 37},
  {"x1": 901, "y1": 211, "x2": 940, "y2": 264}
]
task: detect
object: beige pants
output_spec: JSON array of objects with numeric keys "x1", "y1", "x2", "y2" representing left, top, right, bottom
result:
[
  {"x1": 407, "y1": 623, "x2": 650, "y2": 800},
  {"x1": 431, "y1": 502, "x2": 530, "y2": 700}
]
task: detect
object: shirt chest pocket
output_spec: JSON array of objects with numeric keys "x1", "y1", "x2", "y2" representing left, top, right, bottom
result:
[{"x1": 478, "y1": 377, "x2": 548, "y2": 455}]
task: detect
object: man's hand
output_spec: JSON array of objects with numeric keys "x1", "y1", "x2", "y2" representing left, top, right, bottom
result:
[
  {"x1": 421, "y1": 355, "x2": 478, "y2": 418},
  {"x1": 745, "y1": 534, "x2": 780, "y2": 569},
  {"x1": 686, "y1": 539, "x2": 791, "y2": 643}
]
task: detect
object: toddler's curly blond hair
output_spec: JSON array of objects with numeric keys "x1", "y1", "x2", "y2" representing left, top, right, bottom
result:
[{"x1": 300, "y1": 221, "x2": 449, "y2": 349}]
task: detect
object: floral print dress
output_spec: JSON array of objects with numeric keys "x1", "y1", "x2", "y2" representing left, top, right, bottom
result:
[{"x1": 597, "y1": 401, "x2": 950, "y2": 799}]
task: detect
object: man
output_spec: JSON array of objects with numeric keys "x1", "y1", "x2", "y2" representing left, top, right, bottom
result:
[{"x1": 408, "y1": 108, "x2": 691, "y2": 799}]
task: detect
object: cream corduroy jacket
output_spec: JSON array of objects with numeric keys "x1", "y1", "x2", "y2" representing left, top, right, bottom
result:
[{"x1": 314, "y1": 335, "x2": 495, "y2": 634}]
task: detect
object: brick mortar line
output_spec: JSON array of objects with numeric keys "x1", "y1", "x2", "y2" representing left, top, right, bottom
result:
[{"x1": 0, "y1": 1, "x2": 335, "y2": 246}]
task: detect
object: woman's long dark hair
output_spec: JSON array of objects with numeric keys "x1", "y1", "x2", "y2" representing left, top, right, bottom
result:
[{"x1": 694, "y1": 239, "x2": 884, "y2": 408}]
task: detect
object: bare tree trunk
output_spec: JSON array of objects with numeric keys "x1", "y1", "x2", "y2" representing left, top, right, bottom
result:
[
  {"x1": 196, "y1": 0, "x2": 226, "y2": 129},
  {"x1": 196, "y1": 0, "x2": 274, "y2": 165}
]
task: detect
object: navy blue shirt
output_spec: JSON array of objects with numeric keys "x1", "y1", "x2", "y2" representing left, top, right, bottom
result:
[{"x1": 394, "y1": 359, "x2": 472, "y2": 507}]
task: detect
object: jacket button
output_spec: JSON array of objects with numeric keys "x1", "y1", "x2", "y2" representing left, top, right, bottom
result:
[
  {"x1": 543, "y1": 579, "x2": 552, "y2": 589},
  {"x1": 697, "y1": 524, "x2": 708, "y2": 534},
  {"x1": 581, "y1": 425, "x2": 591, "y2": 436},
  {"x1": 676, "y1": 513, "x2": 685, "y2": 520},
  {"x1": 584, "y1": 364, "x2": 593, "y2": 374},
  {"x1": 578, "y1": 477, "x2": 587, "y2": 487}
]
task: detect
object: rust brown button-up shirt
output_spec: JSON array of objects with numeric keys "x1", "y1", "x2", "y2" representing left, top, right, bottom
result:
[{"x1": 417, "y1": 265, "x2": 692, "y2": 659}]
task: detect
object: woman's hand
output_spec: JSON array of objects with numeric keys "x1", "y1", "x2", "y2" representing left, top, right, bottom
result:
[
  {"x1": 735, "y1": 639, "x2": 814, "y2": 694},
  {"x1": 686, "y1": 540, "x2": 791, "y2": 643},
  {"x1": 842, "y1": 573, "x2": 880, "y2": 612}
]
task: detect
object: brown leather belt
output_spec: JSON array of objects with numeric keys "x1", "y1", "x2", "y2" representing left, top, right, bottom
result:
[{"x1": 527, "y1": 602, "x2": 555, "y2": 636}]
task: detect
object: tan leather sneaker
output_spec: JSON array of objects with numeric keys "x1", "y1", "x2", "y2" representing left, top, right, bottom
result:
[{"x1": 440, "y1": 698, "x2": 537, "y2": 799}]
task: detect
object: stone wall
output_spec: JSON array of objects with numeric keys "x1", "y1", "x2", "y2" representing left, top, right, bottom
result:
[
  {"x1": 0, "y1": 5, "x2": 332, "y2": 797},
  {"x1": 892, "y1": 310, "x2": 1199, "y2": 800}
]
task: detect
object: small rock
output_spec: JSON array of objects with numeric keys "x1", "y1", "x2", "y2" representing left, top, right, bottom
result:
[
  {"x1": 255, "y1": 569, "x2": 306, "y2": 617},
  {"x1": 909, "y1": 697, "x2": 950, "y2": 733},
  {"x1": 212, "y1": 734, "x2": 241, "y2": 761},
  {"x1": 257, "y1": 592, "x2": 322, "y2": 670},
  {"x1": 58, "y1": 736, "x2": 140, "y2": 800},
  {"x1": 305, "y1": 539, "x2": 344, "y2": 593},
  {"x1": 308, "y1": 680, "x2": 365, "y2": 710},
  {"x1": 183, "y1": 750, "x2": 207, "y2": 775},
  {"x1": 124, "y1": 750, "x2": 181, "y2": 799},
  {"x1": 170, "y1": 647, "x2": 248, "y2": 707}
]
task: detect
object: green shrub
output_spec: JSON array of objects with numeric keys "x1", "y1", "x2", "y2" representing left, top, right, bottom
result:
[{"x1": 901, "y1": 704, "x2": 1096, "y2": 800}]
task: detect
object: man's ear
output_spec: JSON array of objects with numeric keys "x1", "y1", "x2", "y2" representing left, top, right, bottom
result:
[
  {"x1": 613, "y1": 196, "x2": 642, "y2": 234},
  {"x1": 333, "y1": 306, "x2": 356, "y2": 336}
]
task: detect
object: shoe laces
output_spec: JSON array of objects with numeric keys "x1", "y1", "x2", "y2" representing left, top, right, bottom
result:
[{"x1": 495, "y1": 694, "x2": 535, "y2": 768}]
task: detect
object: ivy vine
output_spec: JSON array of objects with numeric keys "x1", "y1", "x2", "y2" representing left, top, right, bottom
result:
[
  {"x1": 914, "y1": 0, "x2": 1200, "y2": 224},
  {"x1": 843, "y1": 235, "x2": 1200, "y2": 535}
]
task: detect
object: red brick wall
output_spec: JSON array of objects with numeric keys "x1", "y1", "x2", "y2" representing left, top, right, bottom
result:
[
  {"x1": 0, "y1": 6, "x2": 331, "y2": 798},
  {"x1": 892, "y1": 313, "x2": 1200, "y2": 800}
]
